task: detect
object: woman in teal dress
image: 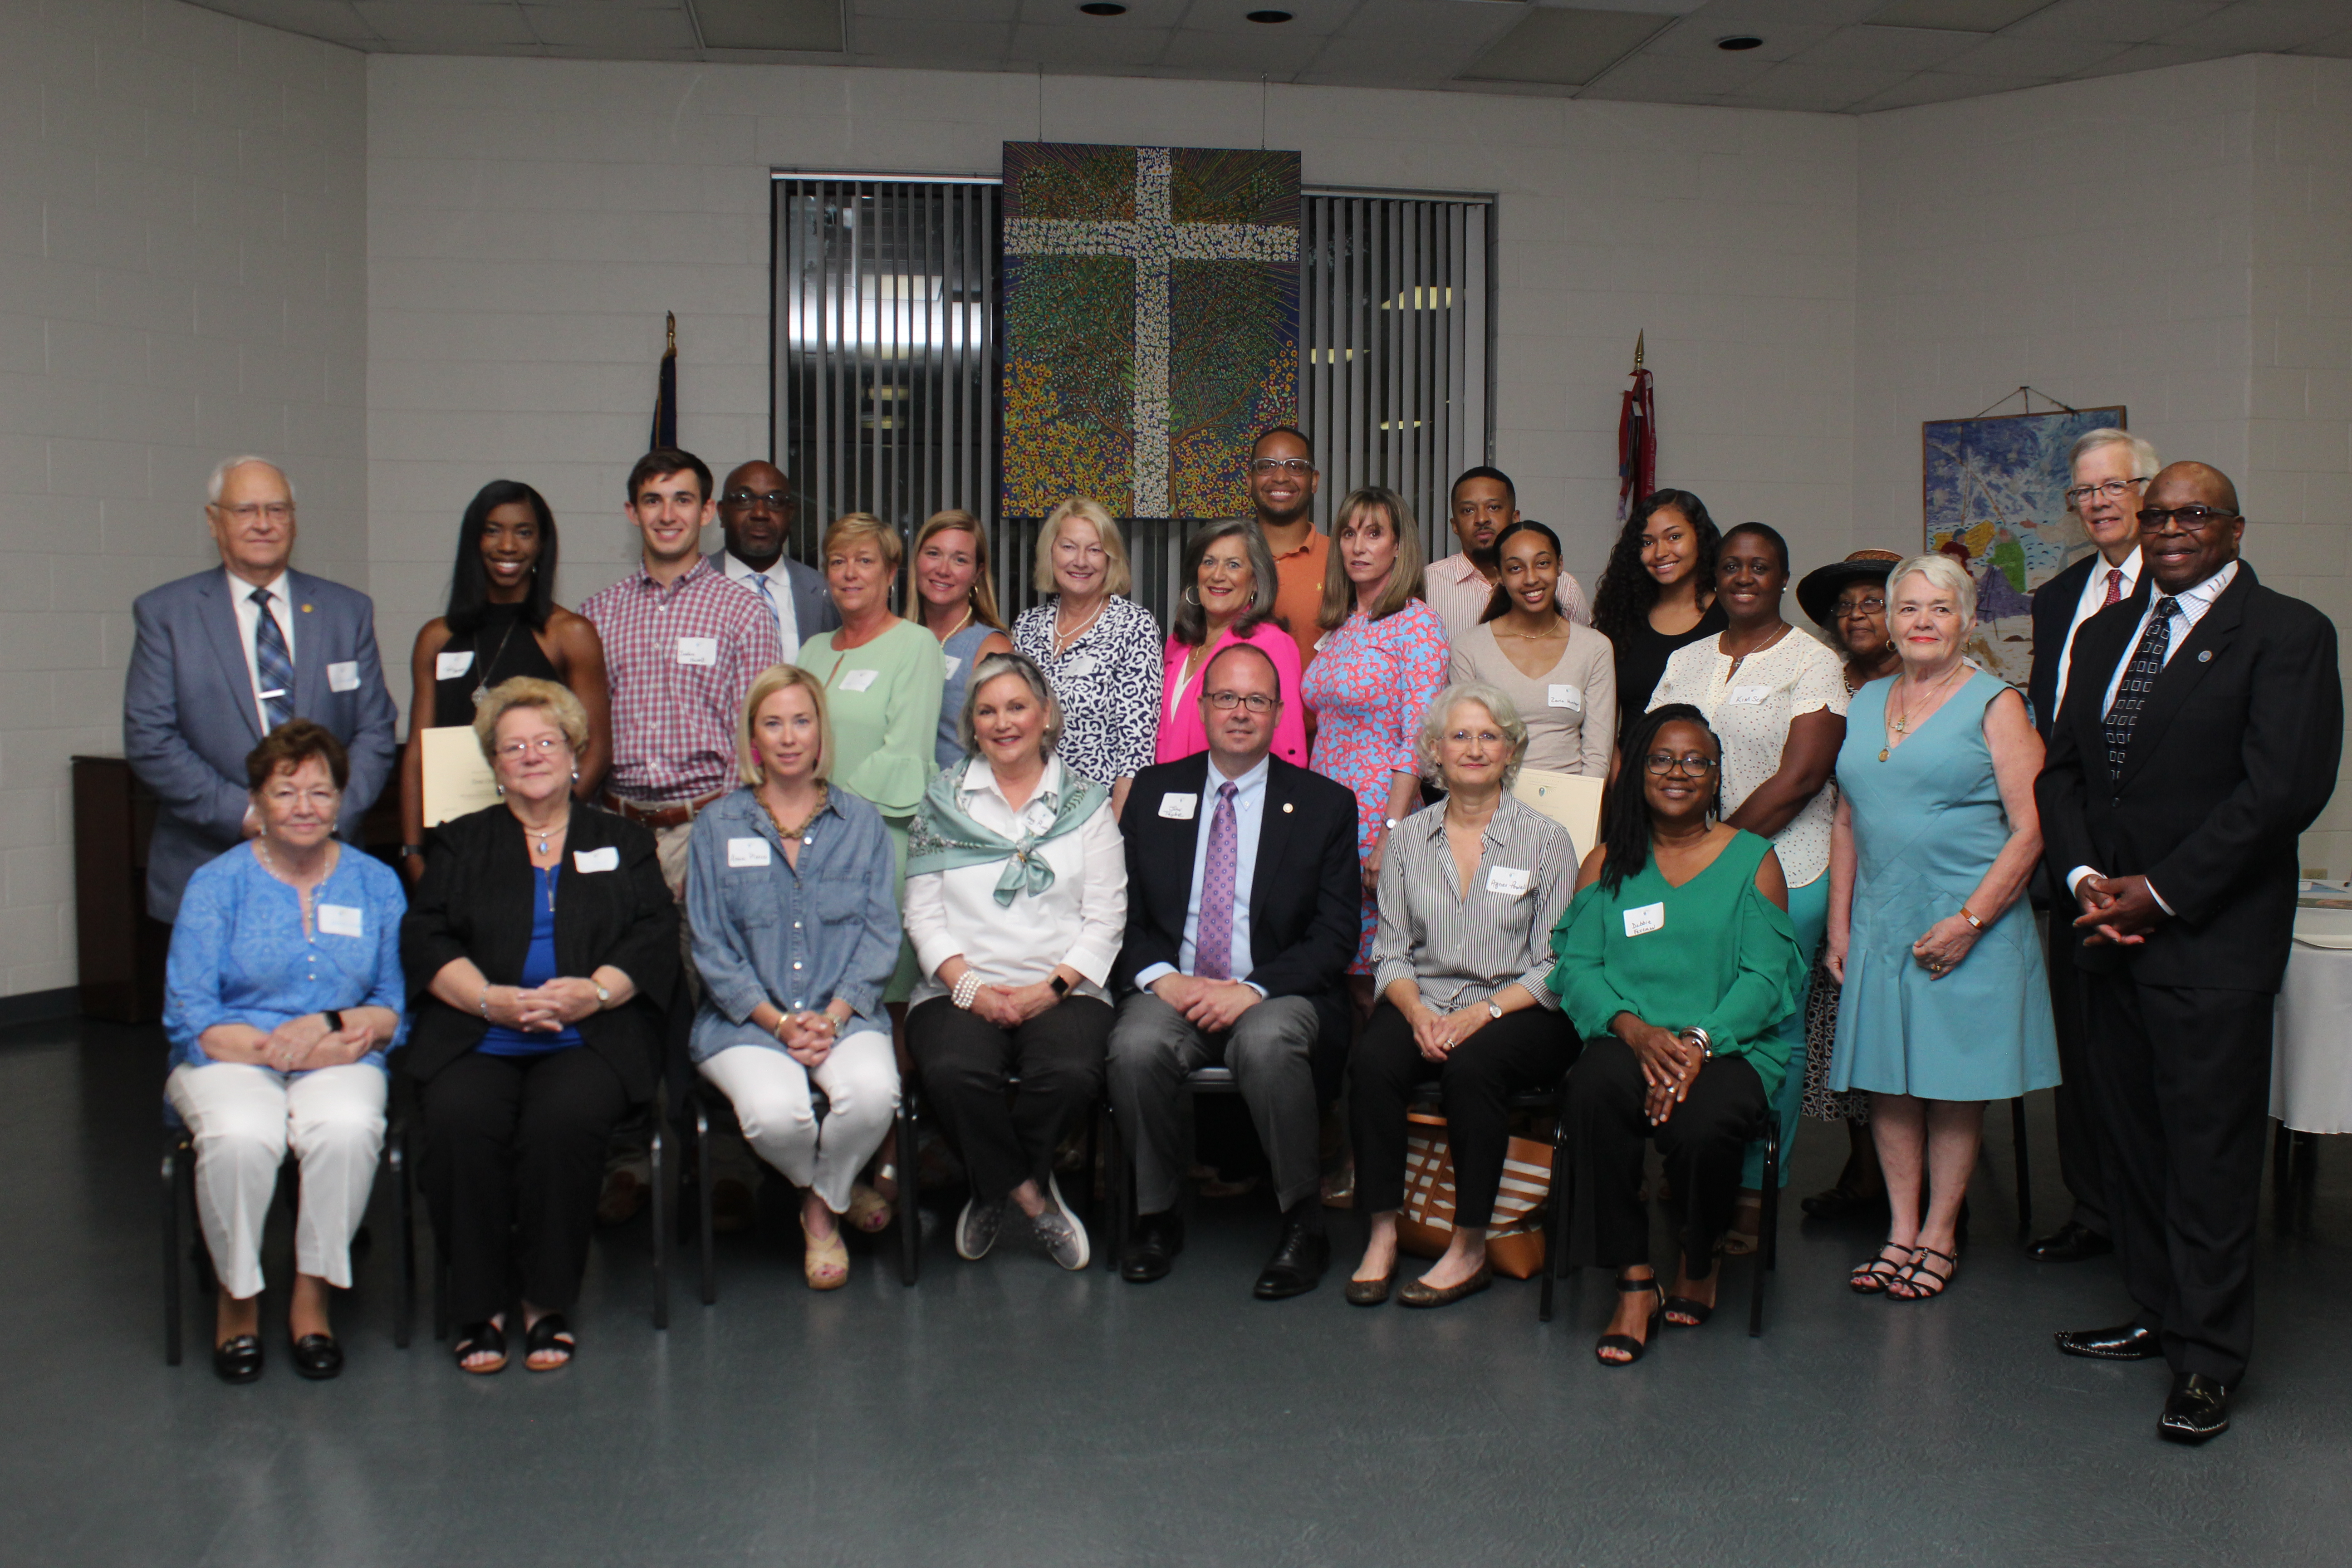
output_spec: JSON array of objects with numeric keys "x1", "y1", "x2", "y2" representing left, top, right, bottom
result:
[
  {"x1": 796, "y1": 513, "x2": 945, "y2": 1002},
  {"x1": 1827, "y1": 553, "x2": 2058, "y2": 1303},
  {"x1": 1552, "y1": 704, "x2": 1807, "y2": 1367}
]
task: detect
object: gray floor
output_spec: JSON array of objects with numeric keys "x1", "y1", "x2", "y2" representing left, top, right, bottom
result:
[{"x1": 5, "y1": 1018, "x2": 2349, "y2": 1568}]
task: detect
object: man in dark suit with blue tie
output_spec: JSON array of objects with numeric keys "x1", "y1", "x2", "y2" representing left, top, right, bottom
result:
[
  {"x1": 122, "y1": 457, "x2": 399, "y2": 921},
  {"x1": 1108, "y1": 642, "x2": 1360, "y2": 1298},
  {"x1": 2037, "y1": 461, "x2": 2342, "y2": 1444},
  {"x1": 2021, "y1": 427, "x2": 2156, "y2": 1265}
]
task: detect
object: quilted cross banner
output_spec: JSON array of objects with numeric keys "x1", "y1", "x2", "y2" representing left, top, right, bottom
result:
[{"x1": 1001, "y1": 142, "x2": 1301, "y2": 522}]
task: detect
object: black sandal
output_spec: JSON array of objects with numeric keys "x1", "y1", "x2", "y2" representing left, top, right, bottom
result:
[
  {"x1": 1891, "y1": 1246, "x2": 1957, "y2": 1301},
  {"x1": 452, "y1": 1320, "x2": 507, "y2": 1375},
  {"x1": 1595, "y1": 1276, "x2": 1665, "y2": 1367},
  {"x1": 1663, "y1": 1294, "x2": 1715, "y2": 1328},
  {"x1": 1850, "y1": 1243, "x2": 1916, "y2": 1295},
  {"x1": 525, "y1": 1313, "x2": 576, "y2": 1371}
]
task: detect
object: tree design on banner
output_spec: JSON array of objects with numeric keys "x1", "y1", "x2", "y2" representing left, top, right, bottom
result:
[{"x1": 1001, "y1": 142, "x2": 1300, "y2": 522}]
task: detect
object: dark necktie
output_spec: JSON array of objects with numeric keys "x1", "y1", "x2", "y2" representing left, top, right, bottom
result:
[
  {"x1": 2104, "y1": 595, "x2": 2178, "y2": 779},
  {"x1": 2102, "y1": 567, "x2": 2123, "y2": 607},
  {"x1": 1195, "y1": 781, "x2": 1239, "y2": 981},
  {"x1": 250, "y1": 587, "x2": 294, "y2": 732}
]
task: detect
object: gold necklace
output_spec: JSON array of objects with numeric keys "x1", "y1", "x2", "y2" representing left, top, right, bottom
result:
[
  {"x1": 1053, "y1": 595, "x2": 1106, "y2": 657},
  {"x1": 760, "y1": 783, "x2": 828, "y2": 843},
  {"x1": 1880, "y1": 665, "x2": 1965, "y2": 762}
]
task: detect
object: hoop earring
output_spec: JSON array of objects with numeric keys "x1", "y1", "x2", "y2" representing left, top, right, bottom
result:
[
  {"x1": 1181, "y1": 586, "x2": 1201, "y2": 608},
  {"x1": 570, "y1": 768, "x2": 579, "y2": 784}
]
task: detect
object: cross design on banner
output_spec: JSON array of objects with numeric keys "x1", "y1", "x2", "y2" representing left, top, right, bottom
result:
[{"x1": 1003, "y1": 146, "x2": 1298, "y2": 517}]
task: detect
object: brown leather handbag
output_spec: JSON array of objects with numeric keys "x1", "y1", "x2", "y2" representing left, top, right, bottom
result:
[{"x1": 1397, "y1": 1110, "x2": 1553, "y2": 1279}]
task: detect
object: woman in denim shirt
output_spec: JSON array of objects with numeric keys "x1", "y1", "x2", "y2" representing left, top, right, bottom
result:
[{"x1": 689, "y1": 666, "x2": 902, "y2": 1290}]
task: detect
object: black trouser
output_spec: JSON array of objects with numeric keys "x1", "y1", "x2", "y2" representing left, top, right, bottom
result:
[
  {"x1": 1350, "y1": 1002, "x2": 1577, "y2": 1228},
  {"x1": 906, "y1": 995, "x2": 1112, "y2": 1202},
  {"x1": 2043, "y1": 910, "x2": 2108, "y2": 1236},
  {"x1": 2082, "y1": 972, "x2": 2273, "y2": 1385},
  {"x1": 418, "y1": 1048, "x2": 632, "y2": 1327},
  {"x1": 1562, "y1": 1038, "x2": 1765, "y2": 1279}
]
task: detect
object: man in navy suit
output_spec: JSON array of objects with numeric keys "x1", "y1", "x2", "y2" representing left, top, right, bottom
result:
[
  {"x1": 2021, "y1": 426, "x2": 2157, "y2": 1265},
  {"x1": 122, "y1": 457, "x2": 399, "y2": 921},
  {"x1": 1108, "y1": 642, "x2": 1359, "y2": 1299},
  {"x1": 707, "y1": 459, "x2": 837, "y2": 662}
]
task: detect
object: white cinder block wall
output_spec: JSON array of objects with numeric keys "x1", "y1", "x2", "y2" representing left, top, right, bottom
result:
[
  {"x1": 364, "y1": 57, "x2": 1861, "y2": 728},
  {"x1": 0, "y1": 0, "x2": 365, "y2": 1000}
]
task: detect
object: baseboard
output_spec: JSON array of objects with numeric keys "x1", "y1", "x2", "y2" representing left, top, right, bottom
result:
[{"x1": 0, "y1": 987, "x2": 82, "y2": 1030}]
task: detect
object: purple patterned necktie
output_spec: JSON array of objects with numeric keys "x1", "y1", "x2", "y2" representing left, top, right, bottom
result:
[{"x1": 1195, "y1": 781, "x2": 1239, "y2": 981}]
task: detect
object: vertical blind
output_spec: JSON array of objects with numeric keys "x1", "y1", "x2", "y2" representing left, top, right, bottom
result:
[{"x1": 771, "y1": 175, "x2": 1492, "y2": 621}]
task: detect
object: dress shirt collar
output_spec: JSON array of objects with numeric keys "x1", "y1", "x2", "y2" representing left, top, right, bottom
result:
[
  {"x1": 225, "y1": 565, "x2": 291, "y2": 605},
  {"x1": 2104, "y1": 546, "x2": 2142, "y2": 593},
  {"x1": 722, "y1": 551, "x2": 785, "y2": 587},
  {"x1": 2159, "y1": 557, "x2": 2236, "y2": 613},
  {"x1": 960, "y1": 755, "x2": 1067, "y2": 815},
  {"x1": 1264, "y1": 527, "x2": 1325, "y2": 561},
  {"x1": 629, "y1": 555, "x2": 716, "y2": 596},
  {"x1": 1409, "y1": 791, "x2": 1522, "y2": 851},
  {"x1": 1205, "y1": 750, "x2": 1271, "y2": 798},
  {"x1": 1431, "y1": 553, "x2": 1488, "y2": 589}
]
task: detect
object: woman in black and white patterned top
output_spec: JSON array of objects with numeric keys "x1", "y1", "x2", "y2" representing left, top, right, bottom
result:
[{"x1": 1011, "y1": 498, "x2": 1162, "y2": 816}]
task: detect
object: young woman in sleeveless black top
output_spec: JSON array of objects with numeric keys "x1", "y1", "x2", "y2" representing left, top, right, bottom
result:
[{"x1": 399, "y1": 480, "x2": 611, "y2": 882}]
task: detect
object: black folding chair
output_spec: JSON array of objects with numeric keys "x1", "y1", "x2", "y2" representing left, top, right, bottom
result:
[
  {"x1": 162, "y1": 1109, "x2": 414, "y2": 1366},
  {"x1": 895, "y1": 1068, "x2": 1103, "y2": 1285}
]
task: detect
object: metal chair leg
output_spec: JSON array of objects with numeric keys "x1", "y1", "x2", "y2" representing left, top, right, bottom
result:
[
  {"x1": 1105, "y1": 1107, "x2": 1128, "y2": 1273},
  {"x1": 649, "y1": 1106, "x2": 670, "y2": 1331},
  {"x1": 1751, "y1": 1123, "x2": 1777, "y2": 1338},
  {"x1": 391, "y1": 1129, "x2": 413, "y2": 1349},
  {"x1": 1082, "y1": 1103, "x2": 1102, "y2": 1232},
  {"x1": 695, "y1": 1098, "x2": 716, "y2": 1307},
  {"x1": 162, "y1": 1138, "x2": 184, "y2": 1367},
  {"x1": 2010, "y1": 1097, "x2": 2032, "y2": 1240},
  {"x1": 1540, "y1": 1107, "x2": 1570, "y2": 1324},
  {"x1": 896, "y1": 1092, "x2": 921, "y2": 1286}
]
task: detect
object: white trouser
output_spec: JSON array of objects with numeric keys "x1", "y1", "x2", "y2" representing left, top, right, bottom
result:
[
  {"x1": 698, "y1": 1034, "x2": 899, "y2": 1214},
  {"x1": 165, "y1": 1062, "x2": 387, "y2": 1300}
]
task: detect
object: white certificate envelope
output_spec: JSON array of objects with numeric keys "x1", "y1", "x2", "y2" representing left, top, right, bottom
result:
[{"x1": 421, "y1": 726, "x2": 503, "y2": 827}]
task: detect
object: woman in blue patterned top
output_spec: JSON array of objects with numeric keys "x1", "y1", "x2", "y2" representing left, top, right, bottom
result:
[{"x1": 163, "y1": 720, "x2": 408, "y2": 1384}]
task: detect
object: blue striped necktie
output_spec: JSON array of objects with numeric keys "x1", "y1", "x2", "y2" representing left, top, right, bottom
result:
[{"x1": 250, "y1": 586, "x2": 294, "y2": 732}]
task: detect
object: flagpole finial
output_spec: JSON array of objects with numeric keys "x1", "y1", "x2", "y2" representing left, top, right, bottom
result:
[
  {"x1": 666, "y1": 311, "x2": 676, "y2": 352},
  {"x1": 1632, "y1": 330, "x2": 1645, "y2": 371}
]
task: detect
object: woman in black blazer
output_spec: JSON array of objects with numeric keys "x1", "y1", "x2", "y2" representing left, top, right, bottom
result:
[{"x1": 402, "y1": 678, "x2": 676, "y2": 1375}]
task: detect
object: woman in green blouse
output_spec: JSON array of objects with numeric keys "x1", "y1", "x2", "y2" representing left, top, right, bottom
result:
[
  {"x1": 1550, "y1": 704, "x2": 1806, "y2": 1366},
  {"x1": 797, "y1": 513, "x2": 945, "y2": 1003}
]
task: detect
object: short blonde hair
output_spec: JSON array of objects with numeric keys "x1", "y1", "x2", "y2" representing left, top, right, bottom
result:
[
  {"x1": 474, "y1": 677, "x2": 589, "y2": 762},
  {"x1": 911, "y1": 510, "x2": 1007, "y2": 632},
  {"x1": 822, "y1": 512, "x2": 904, "y2": 573},
  {"x1": 1034, "y1": 498, "x2": 1133, "y2": 598},
  {"x1": 1319, "y1": 486, "x2": 1427, "y2": 630},
  {"x1": 958, "y1": 652, "x2": 1064, "y2": 761},
  {"x1": 1416, "y1": 683, "x2": 1530, "y2": 791},
  {"x1": 737, "y1": 664, "x2": 834, "y2": 785},
  {"x1": 1890, "y1": 552, "x2": 1977, "y2": 629}
]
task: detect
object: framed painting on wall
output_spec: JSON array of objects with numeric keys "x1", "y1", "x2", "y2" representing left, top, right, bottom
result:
[{"x1": 1921, "y1": 405, "x2": 2127, "y2": 687}]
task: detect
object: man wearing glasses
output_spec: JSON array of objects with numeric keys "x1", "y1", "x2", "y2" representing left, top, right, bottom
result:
[
  {"x1": 124, "y1": 456, "x2": 399, "y2": 921},
  {"x1": 705, "y1": 458, "x2": 836, "y2": 662},
  {"x1": 2021, "y1": 427, "x2": 2157, "y2": 1267},
  {"x1": 2037, "y1": 461, "x2": 2341, "y2": 1443},
  {"x1": 1246, "y1": 427, "x2": 1332, "y2": 677}
]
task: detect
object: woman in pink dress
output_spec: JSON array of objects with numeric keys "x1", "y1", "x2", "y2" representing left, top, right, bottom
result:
[
  {"x1": 1157, "y1": 518, "x2": 1308, "y2": 768},
  {"x1": 1299, "y1": 486, "x2": 1450, "y2": 975}
]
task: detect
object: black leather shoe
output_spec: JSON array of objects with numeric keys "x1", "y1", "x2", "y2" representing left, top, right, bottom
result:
[
  {"x1": 1252, "y1": 1223, "x2": 1330, "y2": 1300},
  {"x1": 2160, "y1": 1372, "x2": 2231, "y2": 1444},
  {"x1": 290, "y1": 1333, "x2": 343, "y2": 1381},
  {"x1": 212, "y1": 1334, "x2": 263, "y2": 1384},
  {"x1": 2055, "y1": 1322, "x2": 2163, "y2": 1361},
  {"x1": 2028, "y1": 1220, "x2": 2115, "y2": 1263},
  {"x1": 1120, "y1": 1211, "x2": 1186, "y2": 1283}
]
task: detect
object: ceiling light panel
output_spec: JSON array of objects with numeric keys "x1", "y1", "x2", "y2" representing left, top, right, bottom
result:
[{"x1": 697, "y1": 0, "x2": 849, "y2": 50}]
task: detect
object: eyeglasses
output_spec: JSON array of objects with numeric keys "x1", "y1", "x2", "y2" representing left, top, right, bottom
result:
[
  {"x1": 1205, "y1": 692, "x2": 1274, "y2": 713},
  {"x1": 496, "y1": 736, "x2": 570, "y2": 758},
  {"x1": 721, "y1": 490, "x2": 790, "y2": 510},
  {"x1": 1642, "y1": 752, "x2": 1718, "y2": 776},
  {"x1": 2137, "y1": 506, "x2": 2239, "y2": 534},
  {"x1": 219, "y1": 502, "x2": 293, "y2": 524},
  {"x1": 2063, "y1": 478, "x2": 2146, "y2": 507},
  {"x1": 1248, "y1": 458, "x2": 1314, "y2": 476},
  {"x1": 1834, "y1": 596, "x2": 1886, "y2": 617}
]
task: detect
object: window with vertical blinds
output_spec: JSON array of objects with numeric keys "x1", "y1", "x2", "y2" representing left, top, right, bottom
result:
[{"x1": 771, "y1": 174, "x2": 1492, "y2": 619}]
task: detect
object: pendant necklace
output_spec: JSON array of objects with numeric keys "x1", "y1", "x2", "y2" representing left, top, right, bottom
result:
[
  {"x1": 1881, "y1": 665, "x2": 1965, "y2": 762},
  {"x1": 469, "y1": 615, "x2": 521, "y2": 708},
  {"x1": 1053, "y1": 596, "x2": 1106, "y2": 657}
]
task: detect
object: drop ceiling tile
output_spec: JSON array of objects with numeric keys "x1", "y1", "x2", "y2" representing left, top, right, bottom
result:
[
  {"x1": 846, "y1": 17, "x2": 1019, "y2": 62},
  {"x1": 1848, "y1": 67, "x2": 2042, "y2": 108},
  {"x1": 1337, "y1": 0, "x2": 1524, "y2": 49},
  {"x1": 1719, "y1": 59, "x2": 1911, "y2": 110},
  {"x1": 1690, "y1": 0, "x2": 1883, "y2": 26},
  {"x1": 1458, "y1": 6, "x2": 1675, "y2": 84},
  {"x1": 352, "y1": 1, "x2": 539, "y2": 46},
  {"x1": 1635, "y1": 17, "x2": 1837, "y2": 61},
  {"x1": 523, "y1": 4, "x2": 701, "y2": 50},
  {"x1": 1017, "y1": 0, "x2": 1191, "y2": 24},
  {"x1": 1937, "y1": 32, "x2": 2126, "y2": 74},
  {"x1": 1181, "y1": 0, "x2": 1356, "y2": 38},
  {"x1": 2059, "y1": 39, "x2": 2221, "y2": 77},
  {"x1": 1864, "y1": 0, "x2": 2050, "y2": 31},
  {"x1": 1290, "y1": 33, "x2": 1485, "y2": 83},
  {"x1": 856, "y1": 0, "x2": 1020, "y2": 19},
  {"x1": 188, "y1": 0, "x2": 380, "y2": 45},
  {"x1": 2001, "y1": 0, "x2": 2222, "y2": 41},
  {"x1": 2293, "y1": 27, "x2": 2352, "y2": 58},
  {"x1": 1007, "y1": 20, "x2": 1174, "y2": 64},
  {"x1": 1787, "y1": 22, "x2": 1984, "y2": 69},
  {"x1": 1573, "y1": 46, "x2": 1774, "y2": 98},
  {"x1": 696, "y1": 0, "x2": 845, "y2": 50},
  {"x1": 1157, "y1": 26, "x2": 1329, "y2": 69},
  {"x1": 2157, "y1": 1, "x2": 2350, "y2": 53}
]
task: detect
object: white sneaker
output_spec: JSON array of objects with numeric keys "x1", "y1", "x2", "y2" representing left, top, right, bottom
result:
[
  {"x1": 1032, "y1": 1174, "x2": 1091, "y2": 1271},
  {"x1": 956, "y1": 1195, "x2": 1004, "y2": 1261}
]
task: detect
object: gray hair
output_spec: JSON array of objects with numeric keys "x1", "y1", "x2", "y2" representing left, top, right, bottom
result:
[
  {"x1": 1889, "y1": 552, "x2": 1977, "y2": 630},
  {"x1": 2068, "y1": 427, "x2": 2158, "y2": 483},
  {"x1": 207, "y1": 455, "x2": 294, "y2": 504},
  {"x1": 1416, "y1": 683, "x2": 1530, "y2": 792},
  {"x1": 957, "y1": 651, "x2": 1064, "y2": 761}
]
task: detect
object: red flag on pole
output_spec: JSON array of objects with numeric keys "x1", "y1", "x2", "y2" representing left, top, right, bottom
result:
[{"x1": 1617, "y1": 331, "x2": 1655, "y2": 521}]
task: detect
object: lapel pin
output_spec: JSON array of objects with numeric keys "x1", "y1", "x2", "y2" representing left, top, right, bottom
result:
[
  {"x1": 1282, "y1": 802, "x2": 1294, "y2": 813},
  {"x1": 301, "y1": 603, "x2": 313, "y2": 613},
  {"x1": 2198, "y1": 650, "x2": 2212, "y2": 662}
]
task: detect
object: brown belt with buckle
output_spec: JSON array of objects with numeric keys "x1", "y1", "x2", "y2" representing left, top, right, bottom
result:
[{"x1": 603, "y1": 789, "x2": 724, "y2": 829}]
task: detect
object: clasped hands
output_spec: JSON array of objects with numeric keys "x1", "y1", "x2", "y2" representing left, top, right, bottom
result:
[
  {"x1": 1404, "y1": 999, "x2": 1492, "y2": 1063},
  {"x1": 1615, "y1": 1016, "x2": 1705, "y2": 1127},
  {"x1": 967, "y1": 978, "x2": 1068, "y2": 1029},
  {"x1": 259, "y1": 1013, "x2": 372, "y2": 1072},
  {"x1": 1150, "y1": 972, "x2": 1263, "y2": 1034},
  {"x1": 483, "y1": 976, "x2": 605, "y2": 1034},
  {"x1": 2074, "y1": 873, "x2": 2166, "y2": 948}
]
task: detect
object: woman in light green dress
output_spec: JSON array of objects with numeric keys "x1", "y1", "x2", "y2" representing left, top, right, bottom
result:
[{"x1": 796, "y1": 513, "x2": 944, "y2": 1001}]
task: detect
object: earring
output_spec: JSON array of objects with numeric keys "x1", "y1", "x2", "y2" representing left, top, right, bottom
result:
[
  {"x1": 495, "y1": 783, "x2": 505, "y2": 798},
  {"x1": 1181, "y1": 587, "x2": 1201, "y2": 608},
  {"x1": 570, "y1": 768, "x2": 579, "y2": 783}
]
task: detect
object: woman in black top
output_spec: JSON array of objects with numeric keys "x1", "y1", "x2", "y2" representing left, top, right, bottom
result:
[
  {"x1": 1591, "y1": 489, "x2": 1725, "y2": 735},
  {"x1": 399, "y1": 479, "x2": 612, "y2": 882}
]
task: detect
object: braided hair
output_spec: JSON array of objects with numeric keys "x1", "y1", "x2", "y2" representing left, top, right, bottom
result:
[
  {"x1": 1599, "y1": 703, "x2": 1723, "y2": 893},
  {"x1": 1591, "y1": 490, "x2": 1722, "y2": 652}
]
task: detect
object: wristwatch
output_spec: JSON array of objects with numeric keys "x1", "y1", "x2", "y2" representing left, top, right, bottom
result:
[
  {"x1": 593, "y1": 982, "x2": 612, "y2": 1009},
  {"x1": 323, "y1": 1009, "x2": 345, "y2": 1034},
  {"x1": 1485, "y1": 998, "x2": 1504, "y2": 1022},
  {"x1": 1049, "y1": 975, "x2": 1070, "y2": 996}
]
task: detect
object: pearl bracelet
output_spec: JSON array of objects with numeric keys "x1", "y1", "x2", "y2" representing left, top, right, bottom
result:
[{"x1": 951, "y1": 971, "x2": 982, "y2": 1010}]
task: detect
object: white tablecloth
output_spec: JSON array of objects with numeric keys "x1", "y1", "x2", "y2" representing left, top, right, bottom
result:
[{"x1": 2271, "y1": 906, "x2": 2352, "y2": 1134}]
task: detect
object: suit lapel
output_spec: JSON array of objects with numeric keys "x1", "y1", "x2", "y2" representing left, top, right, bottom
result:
[
  {"x1": 286, "y1": 570, "x2": 326, "y2": 715},
  {"x1": 2114, "y1": 567, "x2": 2250, "y2": 792},
  {"x1": 200, "y1": 571, "x2": 265, "y2": 744},
  {"x1": 1247, "y1": 760, "x2": 1293, "y2": 929},
  {"x1": 2060, "y1": 575, "x2": 2148, "y2": 757}
]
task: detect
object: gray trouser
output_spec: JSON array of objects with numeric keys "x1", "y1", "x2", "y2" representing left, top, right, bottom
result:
[{"x1": 1107, "y1": 991, "x2": 1321, "y2": 1215}]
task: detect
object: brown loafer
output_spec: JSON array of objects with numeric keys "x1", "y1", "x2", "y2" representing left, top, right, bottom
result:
[
  {"x1": 1343, "y1": 1272, "x2": 1395, "y2": 1306},
  {"x1": 1396, "y1": 1263, "x2": 1493, "y2": 1308}
]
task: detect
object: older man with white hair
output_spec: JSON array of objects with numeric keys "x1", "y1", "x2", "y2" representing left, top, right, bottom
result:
[{"x1": 124, "y1": 456, "x2": 399, "y2": 921}]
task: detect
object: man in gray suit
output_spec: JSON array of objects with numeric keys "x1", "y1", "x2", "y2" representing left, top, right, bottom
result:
[
  {"x1": 122, "y1": 456, "x2": 400, "y2": 921},
  {"x1": 707, "y1": 458, "x2": 837, "y2": 661}
]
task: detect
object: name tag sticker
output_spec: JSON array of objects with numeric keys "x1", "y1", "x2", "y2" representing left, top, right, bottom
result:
[
  {"x1": 327, "y1": 661, "x2": 360, "y2": 693},
  {"x1": 1060, "y1": 656, "x2": 1098, "y2": 679},
  {"x1": 1623, "y1": 902, "x2": 1666, "y2": 937},
  {"x1": 316, "y1": 903, "x2": 363, "y2": 938},
  {"x1": 942, "y1": 655, "x2": 961, "y2": 680},
  {"x1": 676, "y1": 637, "x2": 718, "y2": 667},
  {"x1": 436, "y1": 651, "x2": 475, "y2": 680},
  {"x1": 573, "y1": 847, "x2": 619, "y2": 873},
  {"x1": 1486, "y1": 865, "x2": 1531, "y2": 897},
  {"x1": 1547, "y1": 684, "x2": 1583, "y2": 712},
  {"x1": 727, "y1": 836, "x2": 772, "y2": 868},
  {"x1": 1729, "y1": 684, "x2": 1772, "y2": 706},
  {"x1": 838, "y1": 668, "x2": 880, "y2": 693},
  {"x1": 1158, "y1": 792, "x2": 1198, "y2": 820}
]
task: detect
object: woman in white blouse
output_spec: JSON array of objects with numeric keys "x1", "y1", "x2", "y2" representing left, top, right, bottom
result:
[
  {"x1": 1648, "y1": 521, "x2": 1847, "y2": 1249},
  {"x1": 903, "y1": 652, "x2": 1127, "y2": 1272}
]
